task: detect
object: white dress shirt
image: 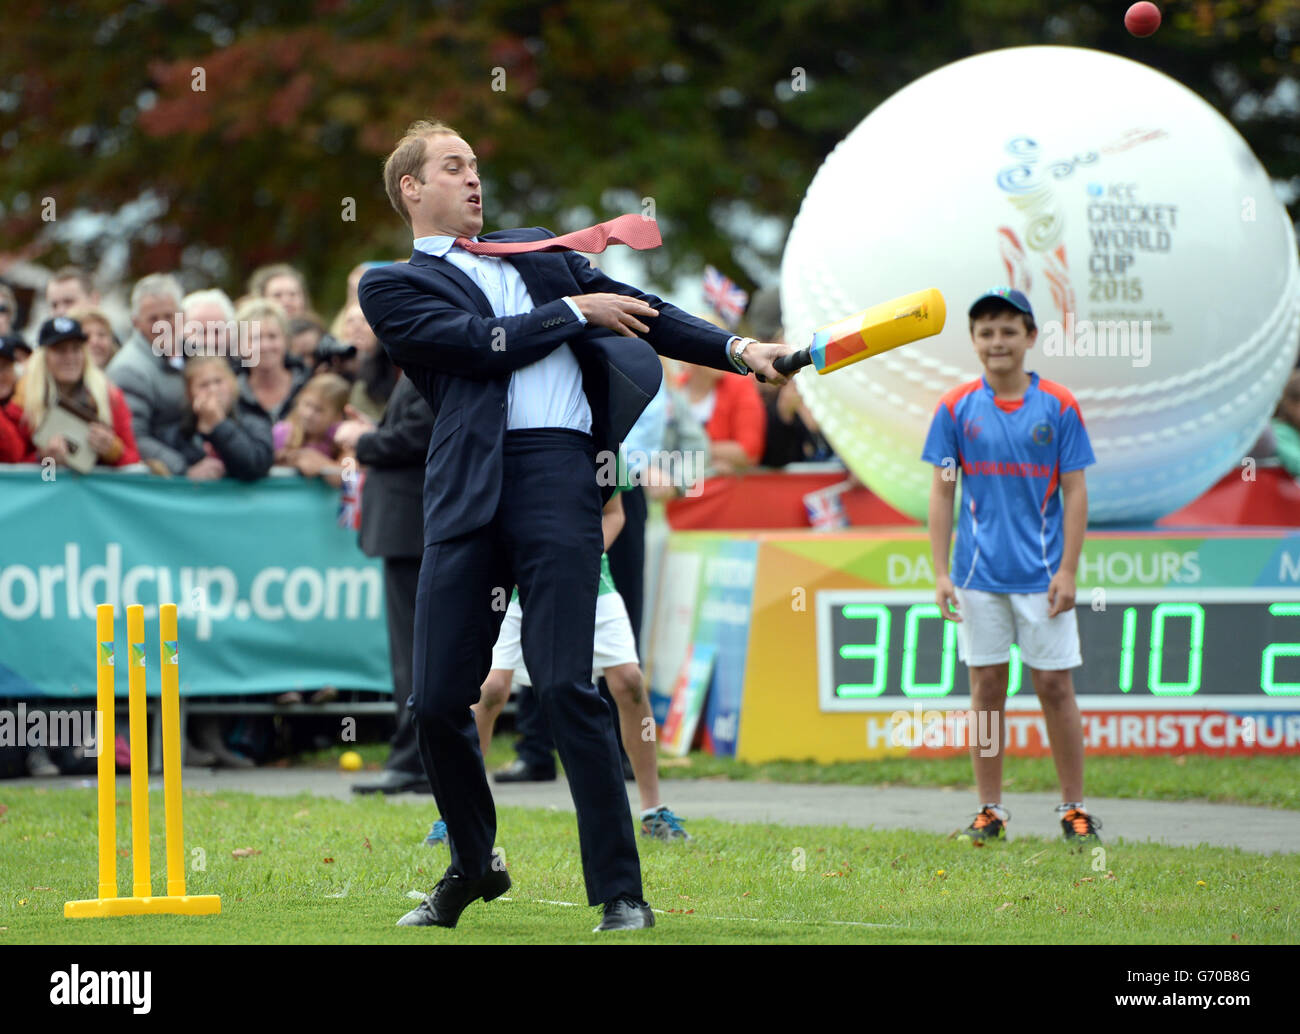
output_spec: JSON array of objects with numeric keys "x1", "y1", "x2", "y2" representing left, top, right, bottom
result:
[{"x1": 413, "y1": 235, "x2": 592, "y2": 432}]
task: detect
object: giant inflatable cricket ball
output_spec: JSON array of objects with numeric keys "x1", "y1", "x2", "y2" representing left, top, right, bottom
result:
[{"x1": 782, "y1": 46, "x2": 1300, "y2": 524}]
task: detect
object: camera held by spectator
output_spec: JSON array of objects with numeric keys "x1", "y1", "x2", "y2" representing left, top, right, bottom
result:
[{"x1": 313, "y1": 333, "x2": 358, "y2": 380}]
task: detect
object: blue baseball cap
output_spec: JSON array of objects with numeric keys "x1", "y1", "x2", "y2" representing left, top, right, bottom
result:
[
  {"x1": 38, "y1": 315, "x2": 87, "y2": 348},
  {"x1": 0, "y1": 332, "x2": 29, "y2": 362},
  {"x1": 968, "y1": 287, "x2": 1034, "y2": 320}
]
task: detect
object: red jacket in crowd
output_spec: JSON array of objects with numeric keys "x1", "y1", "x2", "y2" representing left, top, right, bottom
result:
[
  {"x1": 0, "y1": 387, "x2": 139, "y2": 467},
  {"x1": 0, "y1": 400, "x2": 34, "y2": 463},
  {"x1": 103, "y1": 384, "x2": 142, "y2": 466},
  {"x1": 703, "y1": 372, "x2": 767, "y2": 464}
]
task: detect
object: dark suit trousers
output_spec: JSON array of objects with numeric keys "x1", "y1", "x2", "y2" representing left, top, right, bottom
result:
[
  {"x1": 411, "y1": 429, "x2": 642, "y2": 905},
  {"x1": 382, "y1": 556, "x2": 424, "y2": 777},
  {"x1": 517, "y1": 485, "x2": 646, "y2": 766}
]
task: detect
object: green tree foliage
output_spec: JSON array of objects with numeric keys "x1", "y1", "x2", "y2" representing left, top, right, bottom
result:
[{"x1": 1, "y1": 0, "x2": 1296, "y2": 311}]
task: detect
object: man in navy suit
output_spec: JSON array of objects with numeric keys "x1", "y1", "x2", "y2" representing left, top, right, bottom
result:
[{"x1": 359, "y1": 119, "x2": 795, "y2": 932}]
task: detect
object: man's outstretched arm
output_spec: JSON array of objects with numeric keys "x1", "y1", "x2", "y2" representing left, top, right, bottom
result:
[
  {"x1": 359, "y1": 271, "x2": 581, "y2": 379},
  {"x1": 563, "y1": 252, "x2": 796, "y2": 384}
]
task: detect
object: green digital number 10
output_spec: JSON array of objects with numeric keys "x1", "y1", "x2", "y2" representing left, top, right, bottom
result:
[{"x1": 1117, "y1": 603, "x2": 1204, "y2": 695}]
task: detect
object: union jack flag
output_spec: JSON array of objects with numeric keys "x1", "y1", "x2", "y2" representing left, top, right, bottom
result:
[
  {"x1": 703, "y1": 265, "x2": 748, "y2": 330},
  {"x1": 338, "y1": 467, "x2": 365, "y2": 530},
  {"x1": 803, "y1": 484, "x2": 849, "y2": 531}
]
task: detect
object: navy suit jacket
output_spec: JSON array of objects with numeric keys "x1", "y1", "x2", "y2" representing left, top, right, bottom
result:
[{"x1": 358, "y1": 226, "x2": 739, "y2": 545}]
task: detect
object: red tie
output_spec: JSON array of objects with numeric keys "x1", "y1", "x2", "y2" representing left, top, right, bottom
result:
[{"x1": 455, "y1": 213, "x2": 661, "y2": 255}]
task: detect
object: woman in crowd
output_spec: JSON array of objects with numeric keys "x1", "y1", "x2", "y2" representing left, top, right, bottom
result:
[
  {"x1": 18, "y1": 317, "x2": 139, "y2": 469},
  {"x1": 678, "y1": 359, "x2": 766, "y2": 475},
  {"x1": 248, "y1": 263, "x2": 312, "y2": 320},
  {"x1": 162, "y1": 356, "x2": 274, "y2": 481},
  {"x1": 70, "y1": 307, "x2": 120, "y2": 370},
  {"x1": 236, "y1": 298, "x2": 307, "y2": 425}
]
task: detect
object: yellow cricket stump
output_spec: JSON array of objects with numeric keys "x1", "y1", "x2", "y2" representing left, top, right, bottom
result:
[{"x1": 65, "y1": 603, "x2": 221, "y2": 919}]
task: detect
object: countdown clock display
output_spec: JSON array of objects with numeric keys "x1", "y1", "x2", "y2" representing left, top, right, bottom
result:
[{"x1": 817, "y1": 590, "x2": 1300, "y2": 712}]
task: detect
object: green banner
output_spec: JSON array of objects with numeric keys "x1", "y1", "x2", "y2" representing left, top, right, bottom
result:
[
  {"x1": 767, "y1": 531, "x2": 1300, "y2": 590},
  {"x1": 0, "y1": 469, "x2": 390, "y2": 697}
]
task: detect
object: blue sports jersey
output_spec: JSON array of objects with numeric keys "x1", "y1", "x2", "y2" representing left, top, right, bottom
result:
[{"x1": 921, "y1": 372, "x2": 1095, "y2": 593}]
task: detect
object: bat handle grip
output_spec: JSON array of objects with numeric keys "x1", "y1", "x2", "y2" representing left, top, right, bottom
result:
[{"x1": 757, "y1": 348, "x2": 810, "y2": 383}]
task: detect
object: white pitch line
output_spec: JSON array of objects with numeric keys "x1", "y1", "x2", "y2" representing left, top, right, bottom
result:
[{"x1": 501, "y1": 896, "x2": 900, "y2": 928}]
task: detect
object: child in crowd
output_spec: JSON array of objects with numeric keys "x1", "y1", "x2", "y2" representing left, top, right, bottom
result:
[
  {"x1": 171, "y1": 356, "x2": 274, "y2": 481},
  {"x1": 273, "y1": 372, "x2": 351, "y2": 482}
]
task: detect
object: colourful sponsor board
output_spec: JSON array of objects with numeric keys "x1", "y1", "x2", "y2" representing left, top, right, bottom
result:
[
  {"x1": 737, "y1": 529, "x2": 1300, "y2": 761},
  {"x1": 645, "y1": 534, "x2": 757, "y2": 756},
  {"x1": 863, "y1": 708, "x2": 1300, "y2": 757},
  {"x1": 660, "y1": 643, "x2": 716, "y2": 757}
]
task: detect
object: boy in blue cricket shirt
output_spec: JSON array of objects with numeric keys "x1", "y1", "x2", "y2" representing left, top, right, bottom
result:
[{"x1": 923, "y1": 288, "x2": 1101, "y2": 846}]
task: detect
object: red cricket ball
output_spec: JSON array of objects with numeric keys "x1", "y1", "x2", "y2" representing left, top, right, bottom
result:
[{"x1": 1125, "y1": 1, "x2": 1162, "y2": 37}]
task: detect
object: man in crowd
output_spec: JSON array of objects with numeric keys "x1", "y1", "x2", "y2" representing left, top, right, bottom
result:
[
  {"x1": 46, "y1": 266, "x2": 101, "y2": 319},
  {"x1": 183, "y1": 289, "x2": 239, "y2": 364},
  {"x1": 106, "y1": 273, "x2": 191, "y2": 475}
]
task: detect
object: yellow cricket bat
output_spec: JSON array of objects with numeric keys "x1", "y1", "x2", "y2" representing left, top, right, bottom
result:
[{"x1": 774, "y1": 288, "x2": 947, "y2": 375}]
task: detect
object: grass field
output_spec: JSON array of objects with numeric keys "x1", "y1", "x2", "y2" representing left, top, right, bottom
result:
[
  {"x1": 2, "y1": 783, "x2": 1296, "y2": 945},
  {"x1": 295, "y1": 739, "x2": 1300, "y2": 810}
]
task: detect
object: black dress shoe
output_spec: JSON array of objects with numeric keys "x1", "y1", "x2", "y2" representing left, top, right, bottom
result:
[
  {"x1": 397, "y1": 860, "x2": 511, "y2": 928},
  {"x1": 492, "y1": 759, "x2": 556, "y2": 783},
  {"x1": 594, "y1": 894, "x2": 655, "y2": 932},
  {"x1": 351, "y1": 769, "x2": 430, "y2": 795}
]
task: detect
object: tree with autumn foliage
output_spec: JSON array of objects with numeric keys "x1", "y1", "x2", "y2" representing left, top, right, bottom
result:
[{"x1": 0, "y1": 0, "x2": 1296, "y2": 315}]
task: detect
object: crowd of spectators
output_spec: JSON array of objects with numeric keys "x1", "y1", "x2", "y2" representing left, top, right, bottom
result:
[
  {"x1": 0, "y1": 264, "x2": 391, "y2": 482},
  {"x1": 0, "y1": 263, "x2": 838, "y2": 778},
  {"x1": 0, "y1": 271, "x2": 835, "y2": 483}
]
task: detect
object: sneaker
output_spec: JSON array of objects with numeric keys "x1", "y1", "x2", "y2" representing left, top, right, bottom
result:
[
  {"x1": 955, "y1": 805, "x2": 1009, "y2": 844},
  {"x1": 641, "y1": 806, "x2": 692, "y2": 841},
  {"x1": 26, "y1": 746, "x2": 59, "y2": 777},
  {"x1": 1059, "y1": 806, "x2": 1102, "y2": 846},
  {"x1": 424, "y1": 819, "x2": 448, "y2": 847},
  {"x1": 184, "y1": 741, "x2": 218, "y2": 767}
]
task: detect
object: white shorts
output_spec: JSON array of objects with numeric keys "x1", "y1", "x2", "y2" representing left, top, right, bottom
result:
[
  {"x1": 489, "y1": 593, "x2": 640, "y2": 686},
  {"x1": 953, "y1": 587, "x2": 1082, "y2": 670}
]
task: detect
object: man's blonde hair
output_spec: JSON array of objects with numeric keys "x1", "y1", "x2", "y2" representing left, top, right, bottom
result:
[{"x1": 383, "y1": 119, "x2": 462, "y2": 227}]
